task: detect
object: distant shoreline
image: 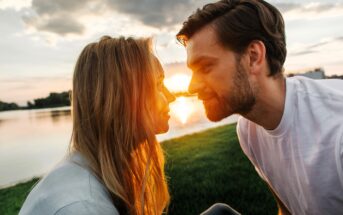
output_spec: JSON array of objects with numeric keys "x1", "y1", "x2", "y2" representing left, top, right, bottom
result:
[
  {"x1": 0, "y1": 105, "x2": 71, "y2": 113},
  {"x1": 0, "y1": 91, "x2": 71, "y2": 112},
  {"x1": 0, "y1": 90, "x2": 197, "y2": 112}
]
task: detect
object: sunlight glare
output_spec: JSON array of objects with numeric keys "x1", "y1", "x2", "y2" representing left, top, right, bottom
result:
[
  {"x1": 170, "y1": 97, "x2": 194, "y2": 124},
  {"x1": 164, "y1": 74, "x2": 191, "y2": 92}
]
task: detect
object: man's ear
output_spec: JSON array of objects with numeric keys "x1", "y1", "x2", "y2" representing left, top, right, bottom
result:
[{"x1": 246, "y1": 40, "x2": 266, "y2": 75}]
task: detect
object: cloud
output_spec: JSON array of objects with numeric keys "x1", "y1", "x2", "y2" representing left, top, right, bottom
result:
[
  {"x1": 22, "y1": 13, "x2": 85, "y2": 35},
  {"x1": 21, "y1": 0, "x2": 102, "y2": 36},
  {"x1": 22, "y1": 0, "x2": 343, "y2": 38},
  {"x1": 21, "y1": 0, "x2": 212, "y2": 37},
  {"x1": 289, "y1": 36, "x2": 343, "y2": 57},
  {"x1": 285, "y1": 36, "x2": 343, "y2": 76},
  {"x1": 106, "y1": 0, "x2": 211, "y2": 28},
  {"x1": 274, "y1": 3, "x2": 300, "y2": 13},
  {"x1": 0, "y1": 0, "x2": 31, "y2": 11},
  {"x1": 274, "y1": 2, "x2": 343, "y2": 14}
]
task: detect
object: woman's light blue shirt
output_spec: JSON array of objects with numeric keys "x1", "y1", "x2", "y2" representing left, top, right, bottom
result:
[{"x1": 19, "y1": 152, "x2": 119, "y2": 215}]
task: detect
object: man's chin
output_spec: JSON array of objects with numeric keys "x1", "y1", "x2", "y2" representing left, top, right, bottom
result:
[
  {"x1": 205, "y1": 109, "x2": 230, "y2": 122},
  {"x1": 203, "y1": 99, "x2": 231, "y2": 122}
]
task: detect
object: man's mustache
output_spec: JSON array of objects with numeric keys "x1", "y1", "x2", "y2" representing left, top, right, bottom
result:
[{"x1": 197, "y1": 91, "x2": 217, "y2": 100}]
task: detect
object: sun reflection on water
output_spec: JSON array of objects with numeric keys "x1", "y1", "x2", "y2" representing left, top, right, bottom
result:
[{"x1": 170, "y1": 96, "x2": 195, "y2": 124}]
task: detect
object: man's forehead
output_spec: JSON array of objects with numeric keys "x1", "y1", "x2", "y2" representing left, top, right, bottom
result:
[
  {"x1": 186, "y1": 26, "x2": 220, "y2": 67},
  {"x1": 188, "y1": 27, "x2": 218, "y2": 49}
]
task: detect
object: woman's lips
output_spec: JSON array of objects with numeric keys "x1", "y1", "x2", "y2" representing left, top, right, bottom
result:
[{"x1": 162, "y1": 109, "x2": 170, "y2": 118}]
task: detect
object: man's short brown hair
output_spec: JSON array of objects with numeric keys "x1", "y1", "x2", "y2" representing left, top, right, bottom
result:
[{"x1": 177, "y1": 0, "x2": 287, "y2": 76}]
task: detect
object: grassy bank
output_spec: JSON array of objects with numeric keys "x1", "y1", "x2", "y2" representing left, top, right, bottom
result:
[
  {"x1": 0, "y1": 178, "x2": 39, "y2": 215},
  {"x1": 0, "y1": 124, "x2": 276, "y2": 215}
]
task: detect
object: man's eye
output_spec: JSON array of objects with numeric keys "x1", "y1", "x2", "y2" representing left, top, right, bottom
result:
[
  {"x1": 199, "y1": 67, "x2": 210, "y2": 74},
  {"x1": 197, "y1": 65, "x2": 211, "y2": 74}
]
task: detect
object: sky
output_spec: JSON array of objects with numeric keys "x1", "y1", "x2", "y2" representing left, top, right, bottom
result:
[{"x1": 0, "y1": 0, "x2": 343, "y2": 105}]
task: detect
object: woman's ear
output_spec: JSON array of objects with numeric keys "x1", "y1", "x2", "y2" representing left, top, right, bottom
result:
[{"x1": 246, "y1": 40, "x2": 266, "y2": 75}]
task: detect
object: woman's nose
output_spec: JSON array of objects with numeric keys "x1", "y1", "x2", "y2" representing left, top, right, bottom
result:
[{"x1": 164, "y1": 86, "x2": 176, "y2": 103}]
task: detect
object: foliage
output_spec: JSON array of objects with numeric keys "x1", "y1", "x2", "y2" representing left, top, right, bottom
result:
[
  {"x1": 29, "y1": 91, "x2": 71, "y2": 109},
  {"x1": 0, "y1": 101, "x2": 19, "y2": 112}
]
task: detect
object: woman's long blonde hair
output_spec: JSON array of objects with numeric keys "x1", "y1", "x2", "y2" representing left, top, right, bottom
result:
[{"x1": 70, "y1": 36, "x2": 170, "y2": 215}]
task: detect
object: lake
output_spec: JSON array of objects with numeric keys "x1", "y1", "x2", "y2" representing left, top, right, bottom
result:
[{"x1": 0, "y1": 96, "x2": 238, "y2": 188}]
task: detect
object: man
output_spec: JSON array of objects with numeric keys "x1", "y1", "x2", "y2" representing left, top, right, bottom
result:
[{"x1": 176, "y1": 0, "x2": 343, "y2": 214}]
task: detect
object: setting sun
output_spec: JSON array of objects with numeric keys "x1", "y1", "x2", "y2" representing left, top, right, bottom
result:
[{"x1": 164, "y1": 74, "x2": 191, "y2": 93}]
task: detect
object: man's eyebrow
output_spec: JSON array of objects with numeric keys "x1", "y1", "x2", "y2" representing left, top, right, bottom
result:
[{"x1": 188, "y1": 56, "x2": 216, "y2": 69}]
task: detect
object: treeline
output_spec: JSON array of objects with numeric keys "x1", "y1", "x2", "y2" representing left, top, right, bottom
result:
[
  {"x1": 27, "y1": 91, "x2": 71, "y2": 109},
  {"x1": 0, "y1": 91, "x2": 71, "y2": 112},
  {"x1": 0, "y1": 101, "x2": 20, "y2": 111},
  {"x1": 327, "y1": 74, "x2": 343, "y2": 79}
]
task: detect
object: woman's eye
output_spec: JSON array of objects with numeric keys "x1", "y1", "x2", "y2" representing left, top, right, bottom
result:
[{"x1": 157, "y1": 82, "x2": 163, "y2": 90}]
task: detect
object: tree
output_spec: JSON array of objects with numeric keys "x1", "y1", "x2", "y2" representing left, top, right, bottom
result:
[{"x1": 0, "y1": 100, "x2": 20, "y2": 111}]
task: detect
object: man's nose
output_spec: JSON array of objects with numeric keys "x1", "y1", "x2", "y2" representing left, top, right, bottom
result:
[{"x1": 188, "y1": 75, "x2": 204, "y2": 94}]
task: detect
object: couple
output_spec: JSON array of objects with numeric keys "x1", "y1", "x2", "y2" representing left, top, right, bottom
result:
[{"x1": 20, "y1": 0, "x2": 343, "y2": 215}]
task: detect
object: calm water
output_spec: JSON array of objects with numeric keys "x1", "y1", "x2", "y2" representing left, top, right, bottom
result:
[{"x1": 0, "y1": 97, "x2": 238, "y2": 188}]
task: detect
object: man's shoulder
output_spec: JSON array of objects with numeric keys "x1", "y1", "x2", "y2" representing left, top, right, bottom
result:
[
  {"x1": 288, "y1": 77, "x2": 343, "y2": 126},
  {"x1": 237, "y1": 116, "x2": 248, "y2": 133},
  {"x1": 236, "y1": 116, "x2": 260, "y2": 151},
  {"x1": 236, "y1": 116, "x2": 258, "y2": 136},
  {"x1": 288, "y1": 76, "x2": 343, "y2": 101}
]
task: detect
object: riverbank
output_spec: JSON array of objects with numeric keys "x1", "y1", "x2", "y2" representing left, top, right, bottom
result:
[{"x1": 0, "y1": 124, "x2": 276, "y2": 215}]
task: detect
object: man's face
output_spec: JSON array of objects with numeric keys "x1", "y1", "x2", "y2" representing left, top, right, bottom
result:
[{"x1": 186, "y1": 26, "x2": 256, "y2": 121}]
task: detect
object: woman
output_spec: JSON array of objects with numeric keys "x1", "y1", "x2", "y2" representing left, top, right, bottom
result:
[{"x1": 20, "y1": 36, "x2": 175, "y2": 215}]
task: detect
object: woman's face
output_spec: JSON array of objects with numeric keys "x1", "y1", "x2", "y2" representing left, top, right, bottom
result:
[{"x1": 154, "y1": 60, "x2": 176, "y2": 134}]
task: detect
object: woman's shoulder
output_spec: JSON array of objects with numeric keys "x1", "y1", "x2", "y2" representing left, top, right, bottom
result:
[
  {"x1": 19, "y1": 152, "x2": 119, "y2": 215},
  {"x1": 51, "y1": 200, "x2": 119, "y2": 215}
]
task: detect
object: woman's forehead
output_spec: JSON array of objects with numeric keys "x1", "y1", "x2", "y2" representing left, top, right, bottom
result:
[{"x1": 152, "y1": 56, "x2": 164, "y2": 79}]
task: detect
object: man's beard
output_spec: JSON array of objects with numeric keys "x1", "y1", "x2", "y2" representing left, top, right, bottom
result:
[{"x1": 205, "y1": 60, "x2": 256, "y2": 122}]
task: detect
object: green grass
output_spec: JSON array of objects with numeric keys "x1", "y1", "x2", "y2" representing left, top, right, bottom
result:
[
  {"x1": 0, "y1": 124, "x2": 277, "y2": 215},
  {"x1": 0, "y1": 178, "x2": 39, "y2": 215},
  {"x1": 163, "y1": 124, "x2": 277, "y2": 215}
]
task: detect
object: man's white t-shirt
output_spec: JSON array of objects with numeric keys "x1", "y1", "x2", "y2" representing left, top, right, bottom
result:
[{"x1": 237, "y1": 77, "x2": 343, "y2": 215}]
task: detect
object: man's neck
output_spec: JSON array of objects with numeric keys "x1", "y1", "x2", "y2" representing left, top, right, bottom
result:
[{"x1": 243, "y1": 76, "x2": 286, "y2": 130}]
